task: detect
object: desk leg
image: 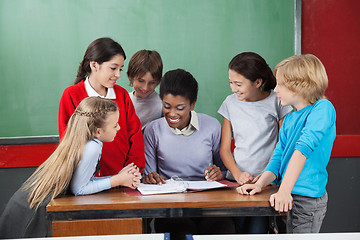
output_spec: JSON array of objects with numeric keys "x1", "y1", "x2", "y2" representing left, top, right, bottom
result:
[
  {"x1": 286, "y1": 210, "x2": 293, "y2": 233},
  {"x1": 50, "y1": 218, "x2": 143, "y2": 237},
  {"x1": 269, "y1": 212, "x2": 292, "y2": 234},
  {"x1": 143, "y1": 218, "x2": 154, "y2": 233}
]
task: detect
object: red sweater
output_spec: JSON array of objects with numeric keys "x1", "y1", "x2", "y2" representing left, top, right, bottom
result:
[{"x1": 58, "y1": 81, "x2": 145, "y2": 176}]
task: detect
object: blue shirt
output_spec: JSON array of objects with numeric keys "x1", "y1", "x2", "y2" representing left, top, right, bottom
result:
[
  {"x1": 265, "y1": 99, "x2": 336, "y2": 197},
  {"x1": 70, "y1": 138, "x2": 111, "y2": 195}
]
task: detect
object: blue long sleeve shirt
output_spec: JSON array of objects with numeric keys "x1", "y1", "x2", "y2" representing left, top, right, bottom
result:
[
  {"x1": 265, "y1": 99, "x2": 336, "y2": 197},
  {"x1": 70, "y1": 138, "x2": 111, "y2": 195}
]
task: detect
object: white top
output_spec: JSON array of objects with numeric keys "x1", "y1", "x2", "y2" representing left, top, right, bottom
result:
[
  {"x1": 85, "y1": 77, "x2": 116, "y2": 99},
  {"x1": 218, "y1": 90, "x2": 292, "y2": 179},
  {"x1": 129, "y1": 91, "x2": 162, "y2": 130},
  {"x1": 170, "y1": 111, "x2": 199, "y2": 136}
]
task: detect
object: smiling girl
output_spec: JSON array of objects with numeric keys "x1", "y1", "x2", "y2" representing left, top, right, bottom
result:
[
  {"x1": 58, "y1": 37, "x2": 145, "y2": 177},
  {"x1": 218, "y1": 52, "x2": 292, "y2": 233},
  {"x1": 0, "y1": 97, "x2": 140, "y2": 238}
]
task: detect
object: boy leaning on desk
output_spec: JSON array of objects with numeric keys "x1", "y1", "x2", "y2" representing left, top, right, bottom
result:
[{"x1": 238, "y1": 54, "x2": 336, "y2": 234}]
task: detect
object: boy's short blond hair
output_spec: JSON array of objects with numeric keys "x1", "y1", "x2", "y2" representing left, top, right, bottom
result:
[{"x1": 274, "y1": 54, "x2": 328, "y2": 104}]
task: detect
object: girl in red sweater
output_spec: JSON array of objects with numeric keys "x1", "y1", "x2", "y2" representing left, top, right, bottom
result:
[{"x1": 58, "y1": 37, "x2": 145, "y2": 176}]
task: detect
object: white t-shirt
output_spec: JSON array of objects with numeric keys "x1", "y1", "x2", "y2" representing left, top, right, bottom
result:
[
  {"x1": 129, "y1": 91, "x2": 163, "y2": 130},
  {"x1": 218, "y1": 90, "x2": 293, "y2": 179}
]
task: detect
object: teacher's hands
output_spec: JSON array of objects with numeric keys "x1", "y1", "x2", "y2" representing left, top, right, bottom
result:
[
  {"x1": 204, "y1": 164, "x2": 223, "y2": 181},
  {"x1": 142, "y1": 172, "x2": 166, "y2": 185}
]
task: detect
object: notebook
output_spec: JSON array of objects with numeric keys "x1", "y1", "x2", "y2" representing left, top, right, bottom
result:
[{"x1": 136, "y1": 177, "x2": 229, "y2": 195}]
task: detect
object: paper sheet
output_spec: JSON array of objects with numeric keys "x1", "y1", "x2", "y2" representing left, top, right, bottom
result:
[{"x1": 137, "y1": 180, "x2": 227, "y2": 195}]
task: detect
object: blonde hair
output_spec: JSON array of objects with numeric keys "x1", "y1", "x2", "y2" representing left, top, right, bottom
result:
[
  {"x1": 274, "y1": 54, "x2": 328, "y2": 104},
  {"x1": 22, "y1": 97, "x2": 118, "y2": 209}
]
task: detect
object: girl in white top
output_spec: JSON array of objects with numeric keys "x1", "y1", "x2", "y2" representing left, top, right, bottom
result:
[
  {"x1": 218, "y1": 52, "x2": 292, "y2": 233},
  {"x1": 127, "y1": 50, "x2": 163, "y2": 130}
]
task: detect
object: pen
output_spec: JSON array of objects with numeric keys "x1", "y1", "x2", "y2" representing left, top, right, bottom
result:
[{"x1": 207, "y1": 163, "x2": 212, "y2": 175}]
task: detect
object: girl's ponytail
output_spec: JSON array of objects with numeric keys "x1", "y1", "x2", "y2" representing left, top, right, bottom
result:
[
  {"x1": 261, "y1": 65, "x2": 276, "y2": 91},
  {"x1": 229, "y1": 52, "x2": 276, "y2": 92},
  {"x1": 74, "y1": 58, "x2": 90, "y2": 84}
]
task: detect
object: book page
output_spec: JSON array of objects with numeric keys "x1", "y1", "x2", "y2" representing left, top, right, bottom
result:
[
  {"x1": 137, "y1": 180, "x2": 227, "y2": 195},
  {"x1": 185, "y1": 181, "x2": 227, "y2": 191},
  {"x1": 137, "y1": 180, "x2": 186, "y2": 195}
]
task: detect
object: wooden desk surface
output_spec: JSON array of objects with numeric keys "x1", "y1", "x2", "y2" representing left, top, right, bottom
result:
[
  {"x1": 47, "y1": 185, "x2": 277, "y2": 212},
  {"x1": 47, "y1": 185, "x2": 283, "y2": 236}
]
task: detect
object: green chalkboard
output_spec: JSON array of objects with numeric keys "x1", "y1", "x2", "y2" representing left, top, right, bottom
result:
[{"x1": 0, "y1": 0, "x2": 295, "y2": 138}]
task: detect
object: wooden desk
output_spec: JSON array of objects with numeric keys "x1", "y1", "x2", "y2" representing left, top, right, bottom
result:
[{"x1": 47, "y1": 185, "x2": 285, "y2": 237}]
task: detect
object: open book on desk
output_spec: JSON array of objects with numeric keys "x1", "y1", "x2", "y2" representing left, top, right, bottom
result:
[{"x1": 137, "y1": 178, "x2": 236, "y2": 195}]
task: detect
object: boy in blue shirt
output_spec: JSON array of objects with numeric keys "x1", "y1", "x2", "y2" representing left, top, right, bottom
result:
[{"x1": 237, "y1": 54, "x2": 336, "y2": 233}]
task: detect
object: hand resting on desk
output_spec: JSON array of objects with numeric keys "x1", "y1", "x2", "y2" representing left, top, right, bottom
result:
[
  {"x1": 237, "y1": 171, "x2": 292, "y2": 213},
  {"x1": 237, "y1": 183, "x2": 263, "y2": 195},
  {"x1": 143, "y1": 172, "x2": 167, "y2": 185},
  {"x1": 110, "y1": 163, "x2": 141, "y2": 189}
]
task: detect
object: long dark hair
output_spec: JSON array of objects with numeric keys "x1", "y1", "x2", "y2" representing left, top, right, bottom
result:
[
  {"x1": 74, "y1": 37, "x2": 126, "y2": 84},
  {"x1": 229, "y1": 52, "x2": 276, "y2": 91}
]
